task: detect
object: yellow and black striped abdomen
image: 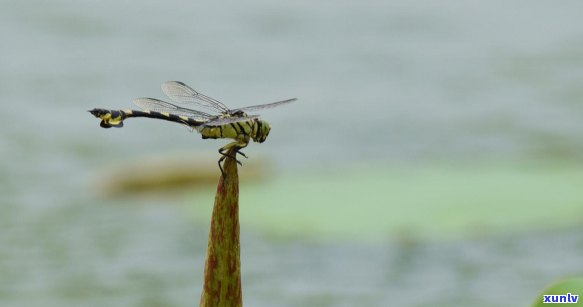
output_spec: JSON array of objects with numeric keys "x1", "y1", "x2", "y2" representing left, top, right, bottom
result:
[{"x1": 89, "y1": 108, "x2": 204, "y2": 128}]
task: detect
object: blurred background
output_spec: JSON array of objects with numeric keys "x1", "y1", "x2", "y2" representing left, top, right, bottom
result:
[{"x1": 2, "y1": 0, "x2": 583, "y2": 306}]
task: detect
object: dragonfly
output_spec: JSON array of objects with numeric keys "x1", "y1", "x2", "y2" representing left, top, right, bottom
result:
[{"x1": 89, "y1": 81, "x2": 296, "y2": 176}]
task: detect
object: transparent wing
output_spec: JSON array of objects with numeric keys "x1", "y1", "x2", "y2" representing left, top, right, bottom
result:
[
  {"x1": 203, "y1": 115, "x2": 260, "y2": 127},
  {"x1": 161, "y1": 81, "x2": 230, "y2": 114},
  {"x1": 133, "y1": 98, "x2": 213, "y2": 120},
  {"x1": 231, "y1": 98, "x2": 297, "y2": 113}
]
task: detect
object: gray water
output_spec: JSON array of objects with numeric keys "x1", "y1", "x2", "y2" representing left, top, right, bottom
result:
[{"x1": 2, "y1": 0, "x2": 583, "y2": 306}]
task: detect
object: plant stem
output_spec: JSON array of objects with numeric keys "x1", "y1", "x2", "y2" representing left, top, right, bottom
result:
[{"x1": 200, "y1": 149, "x2": 242, "y2": 307}]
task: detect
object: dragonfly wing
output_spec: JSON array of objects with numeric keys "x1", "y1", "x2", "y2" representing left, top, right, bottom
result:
[
  {"x1": 231, "y1": 98, "x2": 297, "y2": 113},
  {"x1": 161, "y1": 81, "x2": 230, "y2": 113},
  {"x1": 203, "y1": 115, "x2": 260, "y2": 127},
  {"x1": 133, "y1": 98, "x2": 213, "y2": 120}
]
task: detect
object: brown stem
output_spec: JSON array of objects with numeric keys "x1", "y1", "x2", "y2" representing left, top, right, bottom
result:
[{"x1": 200, "y1": 148, "x2": 242, "y2": 307}]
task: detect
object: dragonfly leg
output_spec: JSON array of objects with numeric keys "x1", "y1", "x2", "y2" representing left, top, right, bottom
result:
[
  {"x1": 217, "y1": 141, "x2": 247, "y2": 175},
  {"x1": 217, "y1": 139, "x2": 250, "y2": 178},
  {"x1": 237, "y1": 151, "x2": 248, "y2": 159},
  {"x1": 234, "y1": 141, "x2": 249, "y2": 161},
  {"x1": 218, "y1": 146, "x2": 242, "y2": 166},
  {"x1": 218, "y1": 149, "x2": 239, "y2": 179},
  {"x1": 218, "y1": 154, "x2": 228, "y2": 178}
]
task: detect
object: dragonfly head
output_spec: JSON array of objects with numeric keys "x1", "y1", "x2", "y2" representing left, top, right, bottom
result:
[{"x1": 253, "y1": 120, "x2": 271, "y2": 143}]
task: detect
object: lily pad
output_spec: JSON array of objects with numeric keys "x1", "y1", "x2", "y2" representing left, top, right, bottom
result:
[
  {"x1": 532, "y1": 278, "x2": 583, "y2": 306},
  {"x1": 188, "y1": 164, "x2": 583, "y2": 240}
]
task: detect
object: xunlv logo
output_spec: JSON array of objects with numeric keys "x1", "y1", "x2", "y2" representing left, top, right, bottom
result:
[{"x1": 543, "y1": 293, "x2": 579, "y2": 304}]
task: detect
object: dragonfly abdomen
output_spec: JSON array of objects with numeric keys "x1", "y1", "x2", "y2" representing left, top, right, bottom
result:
[{"x1": 89, "y1": 108, "x2": 204, "y2": 128}]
